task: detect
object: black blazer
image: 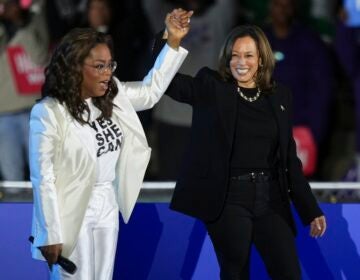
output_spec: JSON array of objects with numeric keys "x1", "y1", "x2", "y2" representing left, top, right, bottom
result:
[{"x1": 161, "y1": 66, "x2": 323, "y2": 233}]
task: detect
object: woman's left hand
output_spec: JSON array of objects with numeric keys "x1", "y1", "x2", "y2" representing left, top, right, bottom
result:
[
  {"x1": 165, "y1": 8, "x2": 193, "y2": 49},
  {"x1": 309, "y1": 215, "x2": 326, "y2": 238}
]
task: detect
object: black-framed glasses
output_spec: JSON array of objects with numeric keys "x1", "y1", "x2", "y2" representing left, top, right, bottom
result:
[{"x1": 84, "y1": 61, "x2": 117, "y2": 74}]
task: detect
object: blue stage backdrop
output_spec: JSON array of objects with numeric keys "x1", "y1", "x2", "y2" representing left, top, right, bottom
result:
[{"x1": 1, "y1": 203, "x2": 360, "y2": 279}]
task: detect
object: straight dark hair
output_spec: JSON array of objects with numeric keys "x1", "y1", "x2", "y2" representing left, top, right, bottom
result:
[
  {"x1": 218, "y1": 25, "x2": 275, "y2": 91},
  {"x1": 41, "y1": 28, "x2": 118, "y2": 124}
]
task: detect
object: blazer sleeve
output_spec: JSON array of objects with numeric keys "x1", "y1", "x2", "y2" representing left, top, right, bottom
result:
[
  {"x1": 285, "y1": 89, "x2": 324, "y2": 225},
  {"x1": 164, "y1": 68, "x2": 214, "y2": 105},
  {"x1": 113, "y1": 43, "x2": 188, "y2": 112},
  {"x1": 29, "y1": 101, "x2": 63, "y2": 247},
  {"x1": 151, "y1": 34, "x2": 213, "y2": 105}
]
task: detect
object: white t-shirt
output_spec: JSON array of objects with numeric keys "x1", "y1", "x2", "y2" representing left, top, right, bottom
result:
[{"x1": 73, "y1": 99, "x2": 123, "y2": 183}]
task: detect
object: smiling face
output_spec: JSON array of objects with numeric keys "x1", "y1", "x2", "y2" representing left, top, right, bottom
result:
[
  {"x1": 229, "y1": 36, "x2": 261, "y2": 88},
  {"x1": 81, "y1": 43, "x2": 112, "y2": 99}
]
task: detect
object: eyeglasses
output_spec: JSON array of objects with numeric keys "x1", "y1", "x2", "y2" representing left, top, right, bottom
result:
[{"x1": 84, "y1": 61, "x2": 117, "y2": 74}]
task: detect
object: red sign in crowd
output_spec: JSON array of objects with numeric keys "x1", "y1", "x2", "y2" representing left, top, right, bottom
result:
[
  {"x1": 7, "y1": 46, "x2": 45, "y2": 96},
  {"x1": 293, "y1": 126, "x2": 317, "y2": 176}
]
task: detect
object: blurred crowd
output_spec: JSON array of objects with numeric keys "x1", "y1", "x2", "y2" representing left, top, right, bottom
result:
[{"x1": 0, "y1": 0, "x2": 359, "y2": 184}]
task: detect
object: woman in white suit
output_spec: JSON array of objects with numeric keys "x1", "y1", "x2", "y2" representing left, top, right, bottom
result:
[{"x1": 29, "y1": 9, "x2": 192, "y2": 280}]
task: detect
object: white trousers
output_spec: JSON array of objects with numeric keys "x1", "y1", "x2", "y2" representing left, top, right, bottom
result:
[{"x1": 51, "y1": 183, "x2": 119, "y2": 280}]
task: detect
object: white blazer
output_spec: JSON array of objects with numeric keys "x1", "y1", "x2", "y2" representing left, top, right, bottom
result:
[{"x1": 29, "y1": 44, "x2": 188, "y2": 259}]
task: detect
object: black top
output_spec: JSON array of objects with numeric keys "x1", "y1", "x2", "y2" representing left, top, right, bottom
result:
[{"x1": 230, "y1": 87, "x2": 279, "y2": 175}]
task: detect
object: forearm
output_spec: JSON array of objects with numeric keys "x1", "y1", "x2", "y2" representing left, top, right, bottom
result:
[{"x1": 119, "y1": 43, "x2": 188, "y2": 111}]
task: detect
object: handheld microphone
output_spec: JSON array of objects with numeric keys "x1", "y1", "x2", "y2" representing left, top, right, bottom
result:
[
  {"x1": 56, "y1": 255, "x2": 77, "y2": 274},
  {"x1": 29, "y1": 236, "x2": 77, "y2": 274}
]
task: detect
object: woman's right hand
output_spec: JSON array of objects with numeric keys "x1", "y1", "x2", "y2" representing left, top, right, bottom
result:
[
  {"x1": 40, "y1": 244, "x2": 63, "y2": 265},
  {"x1": 309, "y1": 215, "x2": 327, "y2": 238}
]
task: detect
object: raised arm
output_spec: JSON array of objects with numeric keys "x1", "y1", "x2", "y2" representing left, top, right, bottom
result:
[
  {"x1": 114, "y1": 9, "x2": 192, "y2": 111},
  {"x1": 148, "y1": 9, "x2": 217, "y2": 105}
]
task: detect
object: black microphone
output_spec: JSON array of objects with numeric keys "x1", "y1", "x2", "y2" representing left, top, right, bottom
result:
[
  {"x1": 56, "y1": 255, "x2": 77, "y2": 274},
  {"x1": 29, "y1": 236, "x2": 77, "y2": 274}
]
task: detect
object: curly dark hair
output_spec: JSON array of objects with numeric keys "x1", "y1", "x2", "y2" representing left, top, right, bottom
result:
[{"x1": 42, "y1": 28, "x2": 118, "y2": 124}]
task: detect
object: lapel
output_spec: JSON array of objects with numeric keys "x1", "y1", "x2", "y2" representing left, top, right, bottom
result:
[
  {"x1": 110, "y1": 92, "x2": 151, "y2": 223},
  {"x1": 265, "y1": 90, "x2": 289, "y2": 163},
  {"x1": 214, "y1": 82, "x2": 238, "y2": 147}
]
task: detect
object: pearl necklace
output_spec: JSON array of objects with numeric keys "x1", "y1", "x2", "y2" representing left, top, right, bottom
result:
[{"x1": 237, "y1": 87, "x2": 261, "y2": 102}]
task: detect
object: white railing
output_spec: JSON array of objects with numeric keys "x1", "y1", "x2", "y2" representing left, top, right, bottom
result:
[
  {"x1": 1, "y1": 181, "x2": 360, "y2": 203},
  {"x1": 1, "y1": 181, "x2": 360, "y2": 189}
]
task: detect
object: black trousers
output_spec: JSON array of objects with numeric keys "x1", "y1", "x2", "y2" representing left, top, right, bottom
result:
[{"x1": 205, "y1": 178, "x2": 301, "y2": 280}]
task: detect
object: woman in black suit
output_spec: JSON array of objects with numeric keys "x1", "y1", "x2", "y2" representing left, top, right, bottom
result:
[{"x1": 156, "y1": 23, "x2": 326, "y2": 279}]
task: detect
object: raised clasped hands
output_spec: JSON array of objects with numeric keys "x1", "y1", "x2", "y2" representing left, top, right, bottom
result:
[
  {"x1": 309, "y1": 215, "x2": 326, "y2": 238},
  {"x1": 165, "y1": 8, "x2": 194, "y2": 49}
]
